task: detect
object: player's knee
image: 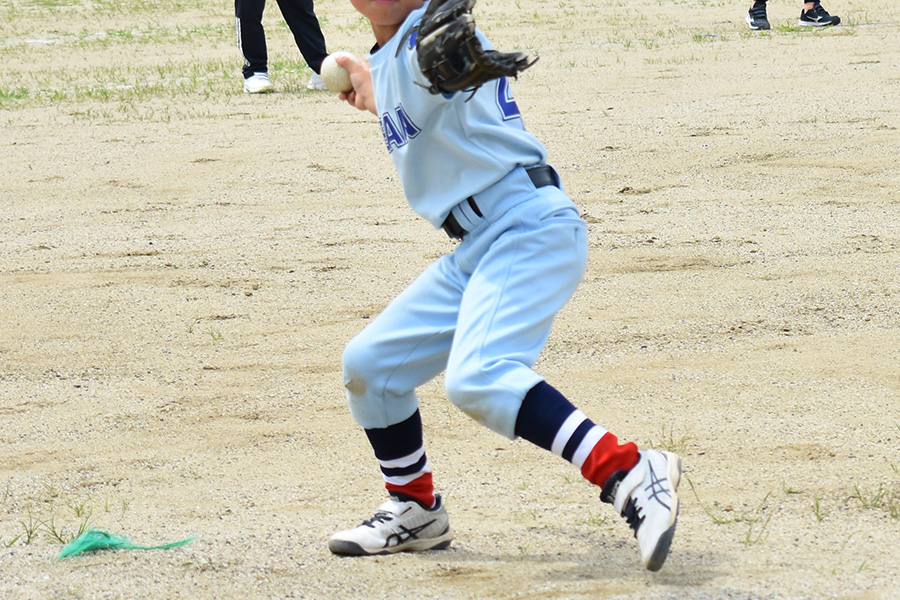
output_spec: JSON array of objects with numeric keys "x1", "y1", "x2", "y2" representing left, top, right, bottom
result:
[
  {"x1": 444, "y1": 365, "x2": 488, "y2": 421},
  {"x1": 342, "y1": 335, "x2": 371, "y2": 397}
]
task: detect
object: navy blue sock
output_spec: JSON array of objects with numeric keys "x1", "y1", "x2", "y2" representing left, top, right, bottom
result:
[
  {"x1": 514, "y1": 381, "x2": 579, "y2": 451},
  {"x1": 364, "y1": 410, "x2": 434, "y2": 507},
  {"x1": 514, "y1": 381, "x2": 611, "y2": 468},
  {"x1": 365, "y1": 410, "x2": 425, "y2": 461}
]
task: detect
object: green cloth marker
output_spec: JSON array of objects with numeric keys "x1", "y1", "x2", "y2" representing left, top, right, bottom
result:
[{"x1": 57, "y1": 529, "x2": 194, "y2": 559}]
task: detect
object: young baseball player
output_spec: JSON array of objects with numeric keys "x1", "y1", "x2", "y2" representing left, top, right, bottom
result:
[{"x1": 328, "y1": 0, "x2": 682, "y2": 571}]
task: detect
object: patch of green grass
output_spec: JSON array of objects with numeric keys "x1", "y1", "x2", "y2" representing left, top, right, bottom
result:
[
  {"x1": 118, "y1": 498, "x2": 131, "y2": 520},
  {"x1": 782, "y1": 481, "x2": 803, "y2": 495},
  {"x1": 687, "y1": 475, "x2": 773, "y2": 545},
  {"x1": 646, "y1": 424, "x2": 691, "y2": 454},
  {"x1": 774, "y1": 22, "x2": 857, "y2": 35},
  {"x1": 743, "y1": 510, "x2": 771, "y2": 546},
  {"x1": 68, "y1": 499, "x2": 93, "y2": 519},
  {"x1": 854, "y1": 482, "x2": 900, "y2": 518},
  {"x1": 557, "y1": 472, "x2": 575, "y2": 484},
  {"x1": 20, "y1": 510, "x2": 42, "y2": 545},
  {"x1": 40, "y1": 481, "x2": 61, "y2": 503},
  {"x1": 811, "y1": 493, "x2": 827, "y2": 522},
  {"x1": 0, "y1": 87, "x2": 29, "y2": 103},
  {"x1": 580, "y1": 512, "x2": 609, "y2": 528},
  {"x1": 2, "y1": 481, "x2": 133, "y2": 548},
  {"x1": 29, "y1": 0, "x2": 80, "y2": 7},
  {"x1": 41, "y1": 514, "x2": 92, "y2": 544},
  {"x1": 0, "y1": 0, "x2": 357, "y2": 121}
]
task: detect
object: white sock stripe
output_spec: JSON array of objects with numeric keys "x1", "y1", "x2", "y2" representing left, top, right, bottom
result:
[
  {"x1": 383, "y1": 466, "x2": 432, "y2": 487},
  {"x1": 571, "y1": 426, "x2": 608, "y2": 468},
  {"x1": 378, "y1": 446, "x2": 426, "y2": 470},
  {"x1": 551, "y1": 410, "x2": 588, "y2": 456}
]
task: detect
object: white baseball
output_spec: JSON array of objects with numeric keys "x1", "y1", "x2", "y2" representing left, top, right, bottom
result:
[{"x1": 320, "y1": 51, "x2": 359, "y2": 93}]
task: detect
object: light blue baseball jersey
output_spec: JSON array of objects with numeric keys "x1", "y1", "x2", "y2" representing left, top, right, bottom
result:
[{"x1": 367, "y1": 5, "x2": 547, "y2": 228}]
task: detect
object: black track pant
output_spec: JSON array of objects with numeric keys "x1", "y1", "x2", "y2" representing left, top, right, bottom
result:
[{"x1": 235, "y1": 0, "x2": 328, "y2": 78}]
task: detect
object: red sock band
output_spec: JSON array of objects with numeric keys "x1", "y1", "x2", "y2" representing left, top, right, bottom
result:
[
  {"x1": 386, "y1": 472, "x2": 435, "y2": 508},
  {"x1": 580, "y1": 433, "x2": 640, "y2": 488}
]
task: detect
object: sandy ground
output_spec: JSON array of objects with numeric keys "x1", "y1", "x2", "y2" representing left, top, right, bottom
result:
[{"x1": 2, "y1": 0, "x2": 899, "y2": 598}]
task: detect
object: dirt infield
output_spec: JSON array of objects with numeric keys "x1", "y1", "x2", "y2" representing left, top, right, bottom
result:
[{"x1": 2, "y1": 0, "x2": 899, "y2": 598}]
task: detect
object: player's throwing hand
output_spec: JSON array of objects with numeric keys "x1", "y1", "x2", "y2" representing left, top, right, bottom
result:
[{"x1": 335, "y1": 54, "x2": 376, "y2": 114}]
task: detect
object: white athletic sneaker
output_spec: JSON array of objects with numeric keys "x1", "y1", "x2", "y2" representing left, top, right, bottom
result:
[
  {"x1": 307, "y1": 72, "x2": 328, "y2": 91},
  {"x1": 601, "y1": 449, "x2": 682, "y2": 571},
  {"x1": 243, "y1": 72, "x2": 274, "y2": 94},
  {"x1": 328, "y1": 495, "x2": 453, "y2": 556}
]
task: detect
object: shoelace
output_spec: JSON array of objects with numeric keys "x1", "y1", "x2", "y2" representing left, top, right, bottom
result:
[
  {"x1": 621, "y1": 499, "x2": 646, "y2": 537},
  {"x1": 362, "y1": 511, "x2": 395, "y2": 528}
]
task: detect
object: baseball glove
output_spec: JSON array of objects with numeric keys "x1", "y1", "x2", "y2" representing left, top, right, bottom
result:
[{"x1": 416, "y1": 0, "x2": 537, "y2": 95}]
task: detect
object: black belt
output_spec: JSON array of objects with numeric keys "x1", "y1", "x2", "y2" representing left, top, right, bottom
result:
[{"x1": 441, "y1": 165, "x2": 560, "y2": 240}]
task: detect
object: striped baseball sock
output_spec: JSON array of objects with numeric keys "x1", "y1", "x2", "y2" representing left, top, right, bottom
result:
[
  {"x1": 364, "y1": 409, "x2": 435, "y2": 508},
  {"x1": 514, "y1": 381, "x2": 639, "y2": 487}
]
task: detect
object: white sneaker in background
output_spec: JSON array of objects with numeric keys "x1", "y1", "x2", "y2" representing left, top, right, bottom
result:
[
  {"x1": 307, "y1": 72, "x2": 328, "y2": 91},
  {"x1": 243, "y1": 72, "x2": 274, "y2": 94}
]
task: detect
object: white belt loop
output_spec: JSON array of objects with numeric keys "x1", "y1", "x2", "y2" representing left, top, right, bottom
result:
[{"x1": 450, "y1": 197, "x2": 483, "y2": 234}]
